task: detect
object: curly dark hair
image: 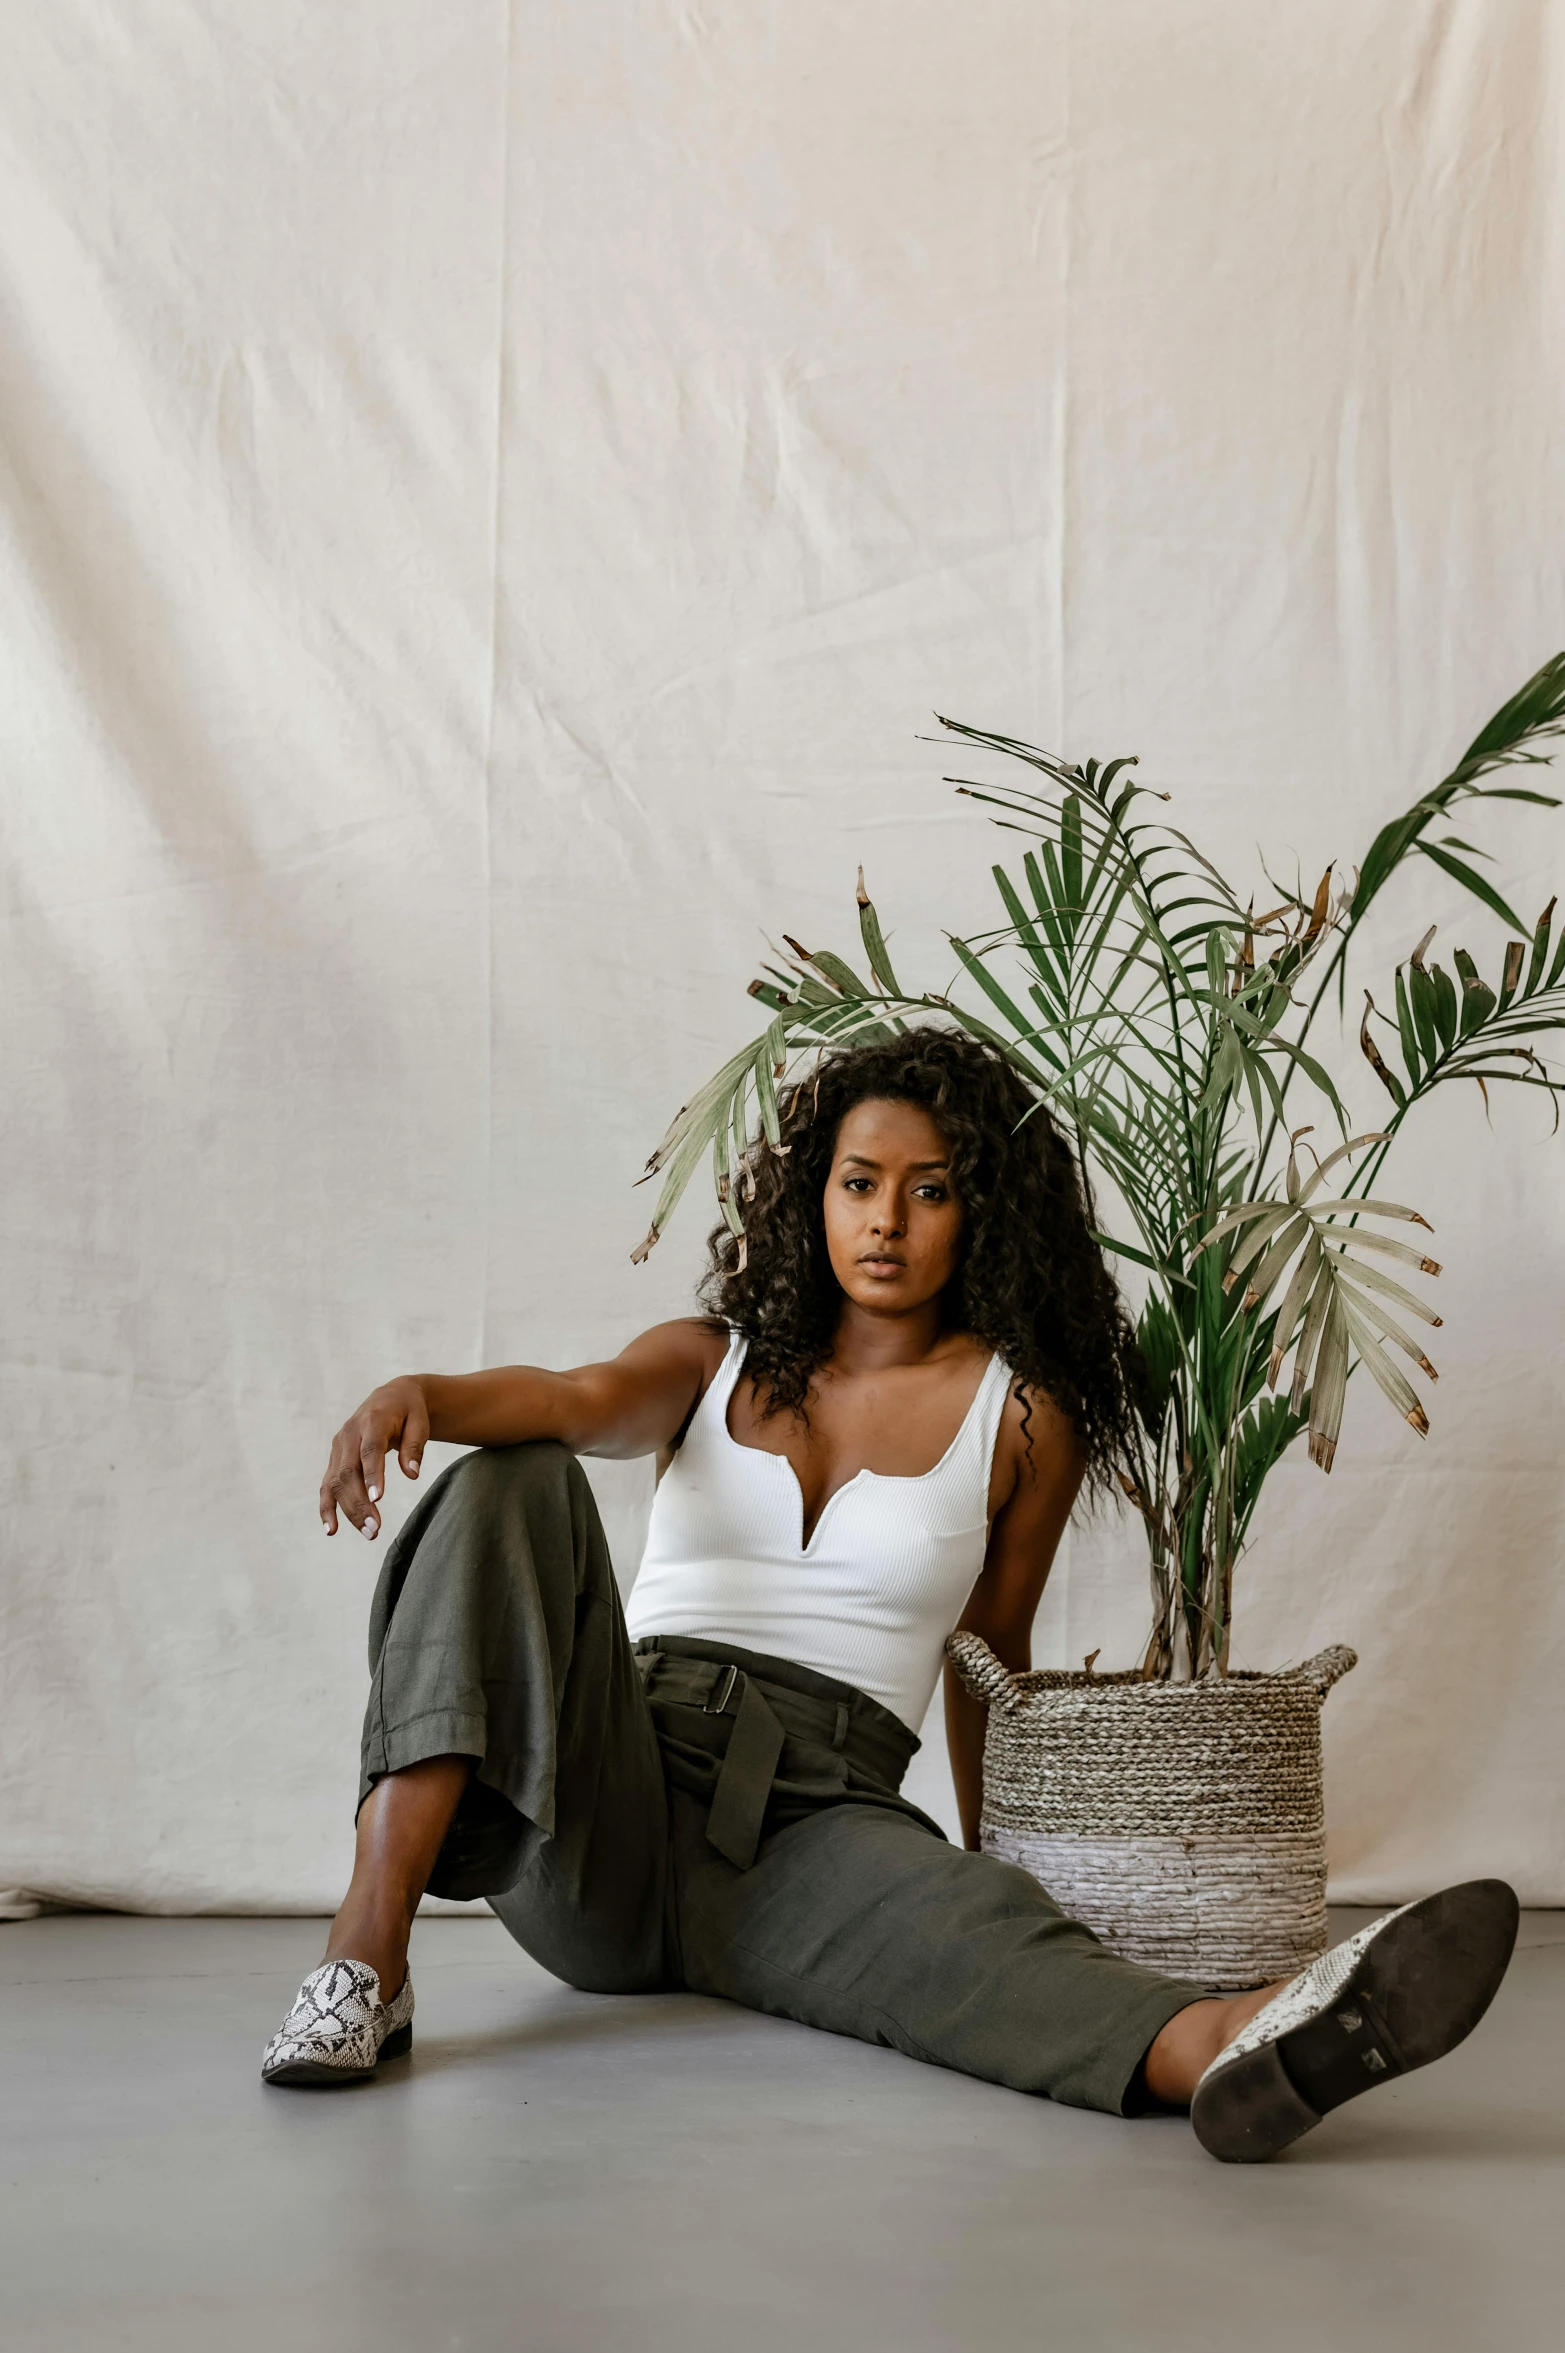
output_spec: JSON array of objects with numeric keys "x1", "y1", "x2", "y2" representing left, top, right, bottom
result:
[{"x1": 698, "y1": 1026, "x2": 1143, "y2": 1493}]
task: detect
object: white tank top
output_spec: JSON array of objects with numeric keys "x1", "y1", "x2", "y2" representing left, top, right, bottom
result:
[{"x1": 624, "y1": 1330, "x2": 1013, "y2": 1730}]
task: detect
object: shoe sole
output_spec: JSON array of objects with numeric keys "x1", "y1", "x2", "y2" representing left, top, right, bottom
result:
[
  {"x1": 1191, "y1": 1877, "x2": 1519, "y2": 2163},
  {"x1": 261, "y1": 2020, "x2": 414, "y2": 2088}
]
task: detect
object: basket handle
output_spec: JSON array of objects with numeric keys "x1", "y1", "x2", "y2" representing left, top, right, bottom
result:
[
  {"x1": 1294, "y1": 1643, "x2": 1358, "y2": 1697},
  {"x1": 945, "y1": 1630, "x2": 1025, "y2": 1714}
]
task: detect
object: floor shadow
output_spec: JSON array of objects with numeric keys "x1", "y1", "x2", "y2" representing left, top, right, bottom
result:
[
  {"x1": 1286, "y1": 2111, "x2": 1565, "y2": 2167},
  {"x1": 401, "y1": 1989, "x2": 748, "y2": 2076}
]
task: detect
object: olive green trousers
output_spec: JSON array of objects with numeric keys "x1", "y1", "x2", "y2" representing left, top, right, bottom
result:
[{"x1": 360, "y1": 1441, "x2": 1207, "y2": 2115}]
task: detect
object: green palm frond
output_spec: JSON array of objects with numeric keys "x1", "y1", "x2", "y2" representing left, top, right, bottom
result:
[
  {"x1": 1355, "y1": 900, "x2": 1565, "y2": 1144},
  {"x1": 1347, "y1": 650, "x2": 1565, "y2": 933}
]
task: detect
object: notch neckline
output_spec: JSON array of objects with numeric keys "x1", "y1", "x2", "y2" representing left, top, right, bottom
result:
[{"x1": 719, "y1": 1338, "x2": 1000, "y2": 1552}]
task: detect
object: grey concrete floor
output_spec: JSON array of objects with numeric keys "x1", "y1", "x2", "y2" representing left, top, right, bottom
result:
[{"x1": 3, "y1": 1911, "x2": 1562, "y2": 2353}]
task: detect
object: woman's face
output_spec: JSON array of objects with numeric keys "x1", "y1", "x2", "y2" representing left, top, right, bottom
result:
[{"x1": 822, "y1": 1096, "x2": 964, "y2": 1316}]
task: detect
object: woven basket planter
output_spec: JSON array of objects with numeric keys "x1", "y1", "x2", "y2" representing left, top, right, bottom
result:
[{"x1": 947, "y1": 1631, "x2": 1357, "y2": 1990}]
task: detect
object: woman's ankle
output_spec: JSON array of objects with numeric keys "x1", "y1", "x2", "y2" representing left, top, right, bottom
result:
[
  {"x1": 1144, "y1": 1982, "x2": 1286, "y2": 2107},
  {"x1": 322, "y1": 1890, "x2": 415, "y2": 1999},
  {"x1": 320, "y1": 1752, "x2": 472, "y2": 1998}
]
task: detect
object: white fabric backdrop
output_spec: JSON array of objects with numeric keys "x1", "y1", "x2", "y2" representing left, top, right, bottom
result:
[{"x1": 3, "y1": 1, "x2": 1563, "y2": 1915}]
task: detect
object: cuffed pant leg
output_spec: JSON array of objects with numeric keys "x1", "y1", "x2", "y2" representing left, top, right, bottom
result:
[
  {"x1": 677, "y1": 1796, "x2": 1207, "y2": 2115},
  {"x1": 360, "y1": 1440, "x2": 671, "y2": 1993}
]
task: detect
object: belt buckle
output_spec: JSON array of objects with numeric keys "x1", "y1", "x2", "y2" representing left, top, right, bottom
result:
[{"x1": 703, "y1": 1663, "x2": 739, "y2": 1715}]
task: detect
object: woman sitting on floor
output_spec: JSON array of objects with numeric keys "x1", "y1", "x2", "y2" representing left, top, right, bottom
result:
[{"x1": 263, "y1": 1028, "x2": 1517, "y2": 2161}]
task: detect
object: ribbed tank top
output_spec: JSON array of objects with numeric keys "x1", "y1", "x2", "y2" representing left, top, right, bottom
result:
[{"x1": 623, "y1": 1330, "x2": 1013, "y2": 1731}]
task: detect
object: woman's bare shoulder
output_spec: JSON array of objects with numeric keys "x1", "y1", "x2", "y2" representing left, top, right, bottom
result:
[
  {"x1": 613, "y1": 1315, "x2": 731, "y2": 1385},
  {"x1": 617, "y1": 1317, "x2": 732, "y2": 1462}
]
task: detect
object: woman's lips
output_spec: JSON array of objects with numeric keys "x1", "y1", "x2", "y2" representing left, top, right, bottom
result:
[{"x1": 859, "y1": 1255, "x2": 906, "y2": 1273}]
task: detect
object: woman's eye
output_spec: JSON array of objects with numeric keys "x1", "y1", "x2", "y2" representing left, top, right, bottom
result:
[
  {"x1": 915, "y1": 1184, "x2": 948, "y2": 1201},
  {"x1": 843, "y1": 1177, "x2": 873, "y2": 1193}
]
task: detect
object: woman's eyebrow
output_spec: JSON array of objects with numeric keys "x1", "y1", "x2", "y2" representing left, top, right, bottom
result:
[{"x1": 839, "y1": 1153, "x2": 950, "y2": 1170}]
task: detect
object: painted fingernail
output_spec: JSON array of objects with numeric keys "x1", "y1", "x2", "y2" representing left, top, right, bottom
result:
[
  {"x1": 363, "y1": 1519, "x2": 378, "y2": 1539},
  {"x1": 367, "y1": 1482, "x2": 380, "y2": 1501}
]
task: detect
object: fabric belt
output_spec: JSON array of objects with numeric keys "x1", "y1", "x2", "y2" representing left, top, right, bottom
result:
[
  {"x1": 700, "y1": 1667, "x2": 787, "y2": 1870},
  {"x1": 633, "y1": 1636, "x2": 920, "y2": 1873}
]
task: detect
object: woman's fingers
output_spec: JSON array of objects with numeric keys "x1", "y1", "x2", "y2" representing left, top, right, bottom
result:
[
  {"x1": 339, "y1": 1458, "x2": 379, "y2": 1537},
  {"x1": 321, "y1": 1385, "x2": 431, "y2": 1540},
  {"x1": 344, "y1": 1432, "x2": 381, "y2": 1539},
  {"x1": 399, "y1": 1388, "x2": 430, "y2": 1481},
  {"x1": 320, "y1": 1442, "x2": 352, "y2": 1535},
  {"x1": 359, "y1": 1424, "x2": 388, "y2": 1536},
  {"x1": 320, "y1": 1428, "x2": 380, "y2": 1539}
]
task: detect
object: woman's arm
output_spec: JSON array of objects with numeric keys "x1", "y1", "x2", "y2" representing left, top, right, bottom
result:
[
  {"x1": 319, "y1": 1317, "x2": 727, "y2": 1540},
  {"x1": 944, "y1": 1387, "x2": 1085, "y2": 1848}
]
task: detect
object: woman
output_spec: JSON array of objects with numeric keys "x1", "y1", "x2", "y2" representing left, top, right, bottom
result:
[{"x1": 263, "y1": 1030, "x2": 1517, "y2": 2161}]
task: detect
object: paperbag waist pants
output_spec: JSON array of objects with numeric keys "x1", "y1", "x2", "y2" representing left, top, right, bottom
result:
[{"x1": 359, "y1": 1440, "x2": 1206, "y2": 2115}]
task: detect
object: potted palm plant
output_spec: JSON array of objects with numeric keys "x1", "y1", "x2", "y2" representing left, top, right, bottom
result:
[{"x1": 634, "y1": 654, "x2": 1565, "y2": 1984}]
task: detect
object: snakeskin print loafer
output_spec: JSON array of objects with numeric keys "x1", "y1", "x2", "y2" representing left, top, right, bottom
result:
[
  {"x1": 261, "y1": 1957, "x2": 415, "y2": 2087},
  {"x1": 1191, "y1": 1877, "x2": 1518, "y2": 2162}
]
